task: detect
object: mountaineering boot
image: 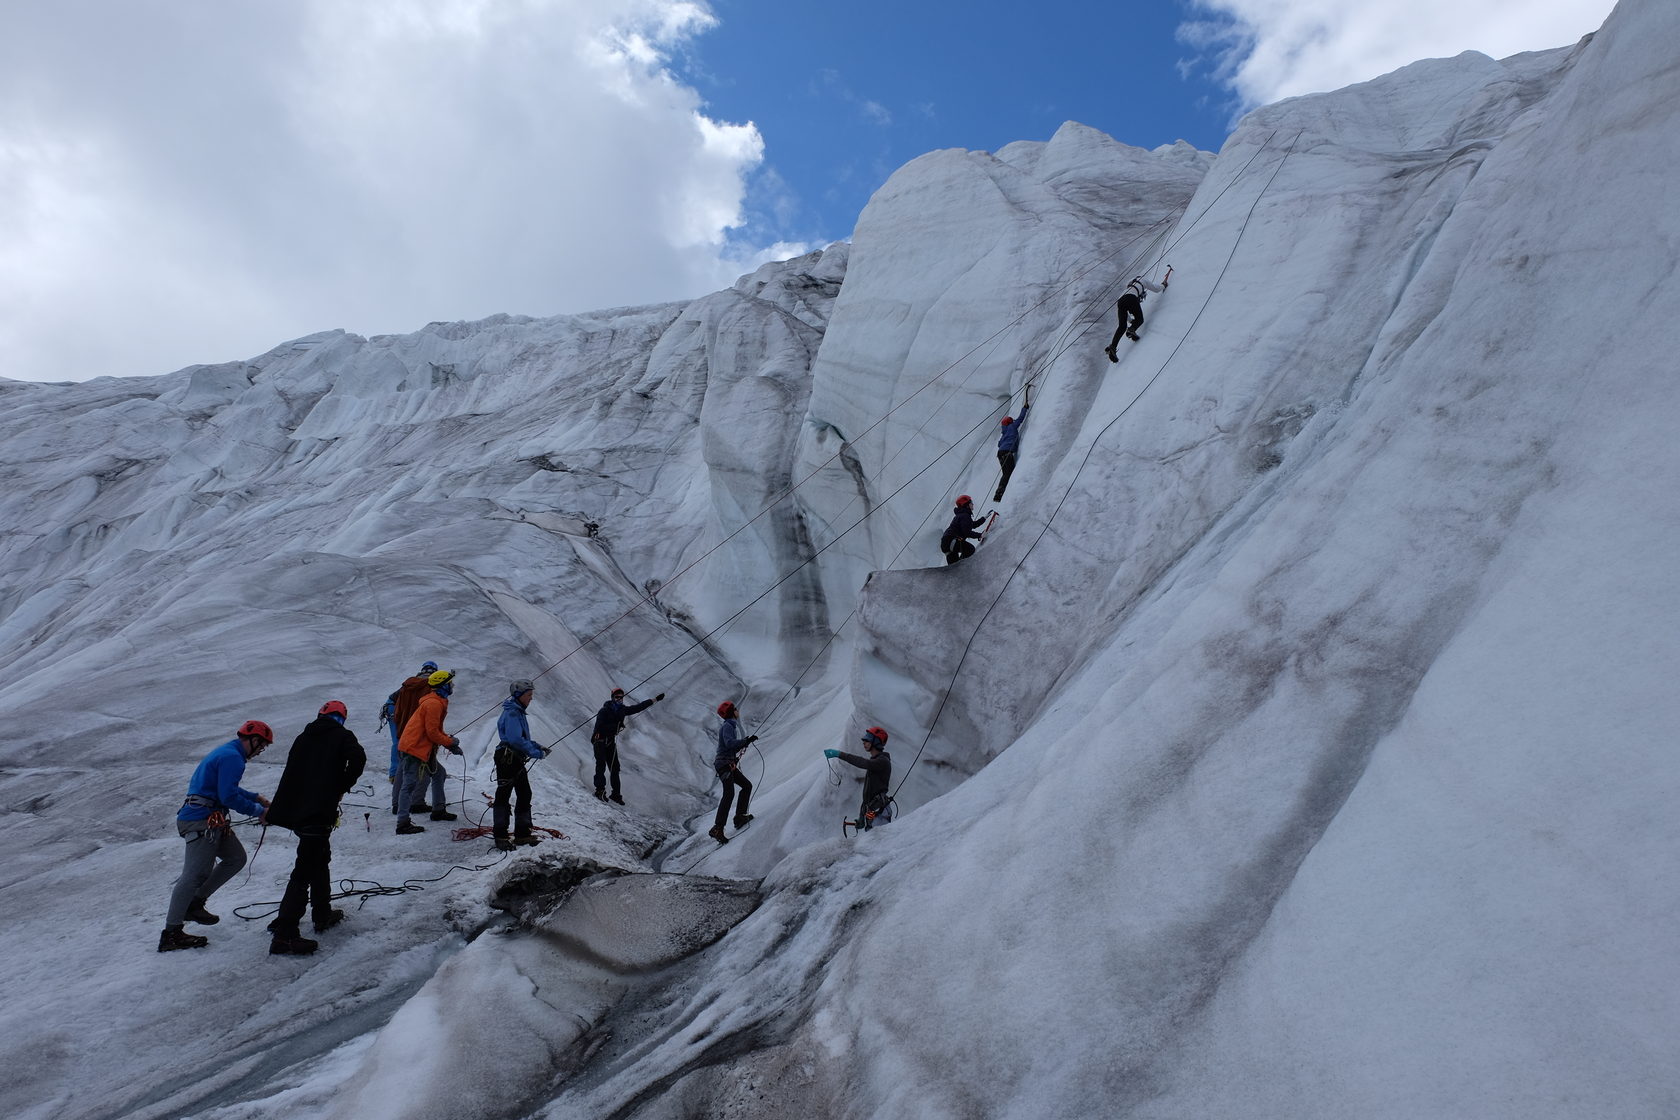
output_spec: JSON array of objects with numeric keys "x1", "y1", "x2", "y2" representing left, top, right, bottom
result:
[
  {"x1": 270, "y1": 933, "x2": 320, "y2": 956},
  {"x1": 1126, "y1": 330, "x2": 1140, "y2": 341},
  {"x1": 993, "y1": 487, "x2": 1004, "y2": 502},
  {"x1": 313, "y1": 909, "x2": 346, "y2": 934},
  {"x1": 593, "y1": 788, "x2": 608, "y2": 801},
  {"x1": 1104, "y1": 346, "x2": 1118, "y2": 363},
  {"x1": 707, "y1": 825, "x2": 729, "y2": 844},
  {"x1": 184, "y1": 898, "x2": 220, "y2": 925},
  {"x1": 494, "y1": 836, "x2": 516, "y2": 852},
  {"x1": 158, "y1": 926, "x2": 209, "y2": 952},
  {"x1": 410, "y1": 802, "x2": 432, "y2": 814},
  {"x1": 395, "y1": 821, "x2": 426, "y2": 835},
  {"x1": 429, "y1": 808, "x2": 458, "y2": 821},
  {"x1": 608, "y1": 792, "x2": 625, "y2": 805},
  {"x1": 513, "y1": 834, "x2": 542, "y2": 847},
  {"x1": 733, "y1": 814, "x2": 754, "y2": 829}
]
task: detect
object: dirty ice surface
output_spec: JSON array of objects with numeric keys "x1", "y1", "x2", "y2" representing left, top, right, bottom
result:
[{"x1": 2, "y1": 1, "x2": 1679, "y2": 1117}]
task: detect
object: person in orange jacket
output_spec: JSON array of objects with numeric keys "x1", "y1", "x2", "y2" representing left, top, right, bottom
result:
[{"x1": 396, "y1": 669, "x2": 462, "y2": 834}]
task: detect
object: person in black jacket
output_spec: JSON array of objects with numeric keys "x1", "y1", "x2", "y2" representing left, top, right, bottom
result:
[
  {"x1": 264, "y1": 700, "x2": 366, "y2": 955},
  {"x1": 940, "y1": 495, "x2": 987, "y2": 565},
  {"x1": 590, "y1": 686, "x2": 663, "y2": 804},
  {"x1": 824, "y1": 725, "x2": 893, "y2": 831}
]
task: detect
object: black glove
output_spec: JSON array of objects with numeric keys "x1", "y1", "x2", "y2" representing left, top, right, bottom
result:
[
  {"x1": 747, "y1": 735, "x2": 758, "y2": 744},
  {"x1": 654, "y1": 692, "x2": 665, "y2": 701}
]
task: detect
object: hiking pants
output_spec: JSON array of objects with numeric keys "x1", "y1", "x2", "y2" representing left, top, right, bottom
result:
[
  {"x1": 397, "y1": 754, "x2": 447, "y2": 821},
  {"x1": 273, "y1": 831, "x2": 333, "y2": 934},
  {"x1": 387, "y1": 722, "x2": 402, "y2": 811},
  {"x1": 166, "y1": 819, "x2": 247, "y2": 926},
  {"x1": 996, "y1": 450, "x2": 1018, "y2": 499},
  {"x1": 593, "y1": 736, "x2": 621, "y2": 796},
  {"x1": 493, "y1": 747, "x2": 533, "y2": 838},
  {"x1": 713, "y1": 765, "x2": 752, "y2": 831},
  {"x1": 1108, "y1": 294, "x2": 1144, "y2": 349},
  {"x1": 945, "y1": 539, "x2": 975, "y2": 565}
]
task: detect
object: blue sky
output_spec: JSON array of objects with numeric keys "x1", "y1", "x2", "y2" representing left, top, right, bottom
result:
[
  {"x1": 678, "y1": 0, "x2": 1239, "y2": 250},
  {"x1": 0, "y1": 0, "x2": 1615, "y2": 382}
]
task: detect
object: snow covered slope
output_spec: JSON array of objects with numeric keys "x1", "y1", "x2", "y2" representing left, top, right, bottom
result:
[{"x1": 4, "y1": 0, "x2": 1679, "y2": 1116}]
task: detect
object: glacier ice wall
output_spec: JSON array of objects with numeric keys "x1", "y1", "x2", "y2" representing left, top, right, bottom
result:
[{"x1": 3, "y1": 0, "x2": 1678, "y2": 1117}]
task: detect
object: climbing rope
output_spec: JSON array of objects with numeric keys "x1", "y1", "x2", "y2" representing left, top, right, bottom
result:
[{"x1": 890, "y1": 130, "x2": 1304, "y2": 803}]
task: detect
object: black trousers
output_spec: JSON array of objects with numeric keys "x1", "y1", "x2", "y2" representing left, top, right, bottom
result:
[
  {"x1": 945, "y1": 539, "x2": 975, "y2": 565},
  {"x1": 274, "y1": 831, "x2": 332, "y2": 934},
  {"x1": 592, "y1": 736, "x2": 621, "y2": 794},
  {"x1": 1108, "y1": 293, "x2": 1144, "y2": 348},
  {"x1": 995, "y1": 450, "x2": 1018, "y2": 499},
  {"x1": 493, "y1": 747, "x2": 533, "y2": 837},
  {"x1": 713, "y1": 766, "x2": 753, "y2": 830}
]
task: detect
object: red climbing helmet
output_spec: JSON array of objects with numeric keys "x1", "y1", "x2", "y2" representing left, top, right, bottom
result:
[
  {"x1": 237, "y1": 719, "x2": 274, "y2": 744},
  {"x1": 611, "y1": 687, "x2": 625, "y2": 699},
  {"x1": 955, "y1": 494, "x2": 973, "y2": 507},
  {"x1": 1001, "y1": 416, "x2": 1013, "y2": 426},
  {"x1": 318, "y1": 700, "x2": 348, "y2": 720},
  {"x1": 717, "y1": 700, "x2": 738, "y2": 719},
  {"x1": 861, "y1": 726, "x2": 888, "y2": 749}
]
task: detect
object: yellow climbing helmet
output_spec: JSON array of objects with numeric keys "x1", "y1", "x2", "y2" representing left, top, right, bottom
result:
[{"x1": 428, "y1": 669, "x2": 455, "y2": 687}]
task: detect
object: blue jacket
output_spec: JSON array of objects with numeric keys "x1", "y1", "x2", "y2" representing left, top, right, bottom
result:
[
  {"x1": 178, "y1": 739, "x2": 266, "y2": 821},
  {"x1": 997, "y1": 403, "x2": 1029, "y2": 453},
  {"x1": 497, "y1": 697, "x2": 545, "y2": 760},
  {"x1": 715, "y1": 718, "x2": 750, "y2": 768}
]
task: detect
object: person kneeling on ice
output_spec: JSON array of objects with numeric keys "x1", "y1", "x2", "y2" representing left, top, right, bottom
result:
[
  {"x1": 940, "y1": 494, "x2": 987, "y2": 565},
  {"x1": 494, "y1": 679, "x2": 548, "y2": 851},
  {"x1": 1104, "y1": 273, "x2": 1167, "y2": 361},
  {"x1": 264, "y1": 701, "x2": 366, "y2": 956},
  {"x1": 590, "y1": 686, "x2": 663, "y2": 805},
  {"x1": 158, "y1": 720, "x2": 274, "y2": 952},
  {"x1": 396, "y1": 669, "x2": 463, "y2": 834},
  {"x1": 708, "y1": 701, "x2": 757, "y2": 844},
  {"x1": 825, "y1": 726, "x2": 893, "y2": 832}
]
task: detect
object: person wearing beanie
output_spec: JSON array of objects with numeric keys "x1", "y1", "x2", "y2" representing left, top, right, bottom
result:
[
  {"x1": 493, "y1": 680, "x2": 548, "y2": 850},
  {"x1": 589, "y1": 685, "x2": 663, "y2": 804},
  {"x1": 264, "y1": 701, "x2": 366, "y2": 955}
]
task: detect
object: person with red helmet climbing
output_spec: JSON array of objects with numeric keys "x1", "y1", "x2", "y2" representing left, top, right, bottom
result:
[
  {"x1": 493, "y1": 679, "x2": 549, "y2": 850},
  {"x1": 264, "y1": 701, "x2": 366, "y2": 956},
  {"x1": 707, "y1": 700, "x2": 757, "y2": 843},
  {"x1": 994, "y1": 383, "x2": 1031, "y2": 502},
  {"x1": 824, "y1": 725, "x2": 893, "y2": 832},
  {"x1": 395, "y1": 669, "x2": 463, "y2": 834},
  {"x1": 1104, "y1": 273, "x2": 1167, "y2": 360},
  {"x1": 940, "y1": 494, "x2": 988, "y2": 565},
  {"x1": 157, "y1": 720, "x2": 275, "y2": 952},
  {"x1": 590, "y1": 685, "x2": 663, "y2": 804}
]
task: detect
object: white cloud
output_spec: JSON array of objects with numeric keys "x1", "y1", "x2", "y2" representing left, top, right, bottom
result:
[
  {"x1": 0, "y1": 0, "x2": 775, "y2": 381},
  {"x1": 1181, "y1": 0, "x2": 1617, "y2": 107}
]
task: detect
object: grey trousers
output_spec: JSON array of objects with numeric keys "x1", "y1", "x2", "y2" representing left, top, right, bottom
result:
[
  {"x1": 396, "y1": 754, "x2": 447, "y2": 822},
  {"x1": 166, "y1": 818, "x2": 247, "y2": 926}
]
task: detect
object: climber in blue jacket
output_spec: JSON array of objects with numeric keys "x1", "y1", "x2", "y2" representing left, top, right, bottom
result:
[
  {"x1": 493, "y1": 680, "x2": 548, "y2": 850},
  {"x1": 993, "y1": 384, "x2": 1031, "y2": 502}
]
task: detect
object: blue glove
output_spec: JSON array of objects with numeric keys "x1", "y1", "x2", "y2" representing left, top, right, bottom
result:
[{"x1": 824, "y1": 749, "x2": 839, "y2": 759}]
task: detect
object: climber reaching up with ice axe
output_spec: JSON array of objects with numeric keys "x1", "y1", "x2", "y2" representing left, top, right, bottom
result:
[
  {"x1": 1105, "y1": 266, "x2": 1172, "y2": 361},
  {"x1": 994, "y1": 382, "x2": 1031, "y2": 502}
]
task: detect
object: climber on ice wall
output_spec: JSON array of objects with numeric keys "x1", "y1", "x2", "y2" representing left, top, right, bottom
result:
[
  {"x1": 1105, "y1": 271, "x2": 1169, "y2": 360},
  {"x1": 941, "y1": 494, "x2": 988, "y2": 565},
  {"x1": 994, "y1": 384, "x2": 1031, "y2": 502}
]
